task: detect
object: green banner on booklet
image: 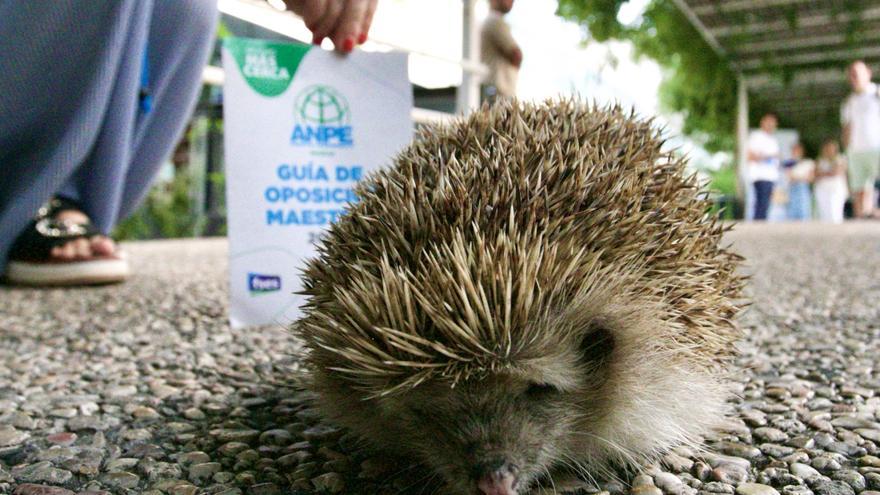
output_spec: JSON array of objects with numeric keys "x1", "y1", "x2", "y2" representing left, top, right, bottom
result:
[{"x1": 225, "y1": 37, "x2": 310, "y2": 97}]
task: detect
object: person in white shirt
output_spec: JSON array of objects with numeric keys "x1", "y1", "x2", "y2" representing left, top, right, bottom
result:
[
  {"x1": 841, "y1": 60, "x2": 880, "y2": 218},
  {"x1": 747, "y1": 113, "x2": 781, "y2": 221}
]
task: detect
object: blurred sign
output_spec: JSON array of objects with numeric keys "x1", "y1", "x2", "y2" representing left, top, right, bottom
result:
[{"x1": 223, "y1": 37, "x2": 413, "y2": 328}]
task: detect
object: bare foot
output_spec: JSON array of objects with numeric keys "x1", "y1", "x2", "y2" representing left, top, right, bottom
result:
[{"x1": 49, "y1": 210, "x2": 117, "y2": 260}]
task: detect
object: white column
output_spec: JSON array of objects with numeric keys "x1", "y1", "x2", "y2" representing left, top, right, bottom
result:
[
  {"x1": 736, "y1": 75, "x2": 751, "y2": 219},
  {"x1": 456, "y1": 0, "x2": 480, "y2": 115},
  {"x1": 737, "y1": 76, "x2": 748, "y2": 184}
]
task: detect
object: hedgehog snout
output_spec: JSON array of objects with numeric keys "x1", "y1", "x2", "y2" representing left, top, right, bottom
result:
[{"x1": 474, "y1": 459, "x2": 519, "y2": 495}]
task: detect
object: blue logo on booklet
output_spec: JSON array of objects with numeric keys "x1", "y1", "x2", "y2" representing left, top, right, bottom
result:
[{"x1": 248, "y1": 273, "x2": 281, "y2": 294}]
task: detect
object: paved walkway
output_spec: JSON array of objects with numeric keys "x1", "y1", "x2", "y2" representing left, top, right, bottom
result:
[{"x1": 1, "y1": 224, "x2": 880, "y2": 495}]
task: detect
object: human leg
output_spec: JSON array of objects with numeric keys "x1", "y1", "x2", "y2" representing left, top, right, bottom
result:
[
  {"x1": 786, "y1": 182, "x2": 808, "y2": 221},
  {"x1": 753, "y1": 180, "x2": 773, "y2": 220},
  {"x1": 0, "y1": 0, "x2": 152, "y2": 272},
  {"x1": 847, "y1": 151, "x2": 880, "y2": 218},
  {"x1": 116, "y1": 0, "x2": 219, "y2": 221},
  {"x1": 814, "y1": 182, "x2": 830, "y2": 222},
  {"x1": 831, "y1": 183, "x2": 847, "y2": 224}
]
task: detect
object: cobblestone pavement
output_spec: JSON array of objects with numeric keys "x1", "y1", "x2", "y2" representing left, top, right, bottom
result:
[{"x1": 1, "y1": 224, "x2": 880, "y2": 495}]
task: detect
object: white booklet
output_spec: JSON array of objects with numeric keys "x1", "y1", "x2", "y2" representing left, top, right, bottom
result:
[{"x1": 223, "y1": 37, "x2": 413, "y2": 328}]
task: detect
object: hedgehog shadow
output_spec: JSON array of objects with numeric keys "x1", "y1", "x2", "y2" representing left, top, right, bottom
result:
[
  {"x1": 175, "y1": 375, "x2": 631, "y2": 495},
  {"x1": 163, "y1": 369, "x2": 445, "y2": 495}
]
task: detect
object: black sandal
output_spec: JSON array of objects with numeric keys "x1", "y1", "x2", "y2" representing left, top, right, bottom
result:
[{"x1": 4, "y1": 198, "x2": 129, "y2": 286}]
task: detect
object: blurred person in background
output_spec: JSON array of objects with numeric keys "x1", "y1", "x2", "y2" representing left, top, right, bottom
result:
[
  {"x1": 480, "y1": 0, "x2": 521, "y2": 102},
  {"x1": 747, "y1": 113, "x2": 781, "y2": 221},
  {"x1": 814, "y1": 139, "x2": 848, "y2": 224},
  {"x1": 0, "y1": 0, "x2": 375, "y2": 286},
  {"x1": 784, "y1": 142, "x2": 814, "y2": 221},
  {"x1": 841, "y1": 60, "x2": 880, "y2": 219}
]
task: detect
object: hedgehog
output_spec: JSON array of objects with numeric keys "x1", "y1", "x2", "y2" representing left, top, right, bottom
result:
[{"x1": 295, "y1": 99, "x2": 744, "y2": 495}]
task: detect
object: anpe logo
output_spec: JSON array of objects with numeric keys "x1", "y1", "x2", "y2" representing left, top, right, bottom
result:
[
  {"x1": 291, "y1": 85, "x2": 353, "y2": 148},
  {"x1": 248, "y1": 273, "x2": 281, "y2": 294}
]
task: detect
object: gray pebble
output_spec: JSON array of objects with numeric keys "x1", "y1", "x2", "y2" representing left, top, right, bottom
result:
[
  {"x1": 755, "y1": 428, "x2": 789, "y2": 443},
  {"x1": 99, "y1": 471, "x2": 140, "y2": 489},
  {"x1": 0, "y1": 428, "x2": 29, "y2": 447},
  {"x1": 736, "y1": 483, "x2": 780, "y2": 495},
  {"x1": 12, "y1": 462, "x2": 73, "y2": 484},
  {"x1": 655, "y1": 472, "x2": 684, "y2": 494},
  {"x1": 831, "y1": 470, "x2": 866, "y2": 492},
  {"x1": 702, "y1": 482, "x2": 735, "y2": 494},
  {"x1": 792, "y1": 463, "x2": 822, "y2": 480},
  {"x1": 312, "y1": 472, "x2": 345, "y2": 493},
  {"x1": 811, "y1": 479, "x2": 855, "y2": 495},
  {"x1": 188, "y1": 462, "x2": 221, "y2": 483},
  {"x1": 813, "y1": 456, "x2": 842, "y2": 473}
]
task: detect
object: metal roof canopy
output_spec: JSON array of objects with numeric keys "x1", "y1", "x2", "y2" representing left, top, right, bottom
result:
[{"x1": 673, "y1": 0, "x2": 879, "y2": 153}]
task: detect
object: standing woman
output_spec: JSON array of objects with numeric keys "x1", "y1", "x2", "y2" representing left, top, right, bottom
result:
[
  {"x1": 0, "y1": 0, "x2": 375, "y2": 286},
  {"x1": 814, "y1": 139, "x2": 849, "y2": 223}
]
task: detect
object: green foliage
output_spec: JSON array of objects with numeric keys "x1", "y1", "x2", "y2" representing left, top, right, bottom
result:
[
  {"x1": 556, "y1": 0, "x2": 630, "y2": 42},
  {"x1": 556, "y1": 0, "x2": 870, "y2": 153},
  {"x1": 556, "y1": 0, "x2": 737, "y2": 151},
  {"x1": 114, "y1": 170, "x2": 200, "y2": 240},
  {"x1": 706, "y1": 165, "x2": 737, "y2": 197},
  {"x1": 217, "y1": 20, "x2": 233, "y2": 40},
  {"x1": 702, "y1": 166, "x2": 739, "y2": 219}
]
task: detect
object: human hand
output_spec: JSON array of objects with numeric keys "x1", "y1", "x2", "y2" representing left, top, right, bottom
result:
[
  {"x1": 284, "y1": 0, "x2": 378, "y2": 53},
  {"x1": 510, "y1": 47, "x2": 522, "y2": 68}
]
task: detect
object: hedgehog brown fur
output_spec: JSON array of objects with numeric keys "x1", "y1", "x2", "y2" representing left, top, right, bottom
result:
[{"x1": 296, "y1": 99, "x2": 744, "y2": 495}]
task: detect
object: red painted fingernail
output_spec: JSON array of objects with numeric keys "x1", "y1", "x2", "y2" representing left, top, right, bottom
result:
[
  {"x1": 358, "y1": 32, "x2": 367, "y2": 44},
  {"x1": 342, "y1": 37, "x2": 354, "y2": 52},
  {"x1": 312, "y1": 34, "x2": 323, "y2": 45}
]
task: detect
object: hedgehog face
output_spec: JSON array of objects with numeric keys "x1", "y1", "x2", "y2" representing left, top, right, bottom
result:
[
  {"x1": 388, "y1": 375, "x2": 571, "y2": 495},
  {"x1": 375, "y1": 327, "x2": 616, "y2": 495}
]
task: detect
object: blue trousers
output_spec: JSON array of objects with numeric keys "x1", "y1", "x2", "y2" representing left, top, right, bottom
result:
[
  {"x1": 753, "y1": 180, "x2": 774, "y2": 221},
  {"x1": 0, "y1": 0, "x2": 217, "y2": 271}
]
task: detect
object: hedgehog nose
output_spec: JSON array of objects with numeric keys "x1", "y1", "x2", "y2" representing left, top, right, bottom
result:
[{"x1": 476, "y1": 462, "x2": 518, "y2": 495}]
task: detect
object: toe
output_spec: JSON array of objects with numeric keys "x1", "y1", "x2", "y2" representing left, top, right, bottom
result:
[
  {"x1": 73, "y1": 238, "x2": 91, "y2": 259},
  {"x1": 90, "y1": 236, "x2": 116, "y2": 257},
  {"x1": 58, "y1": 242, "x2": 76, "y2": 260}
]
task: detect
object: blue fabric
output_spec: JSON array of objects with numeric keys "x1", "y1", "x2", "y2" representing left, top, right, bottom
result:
[
  {"x1": 787, "y1": 182, "x2": 812, "y2": 221},
  {"x1": 0, "y1": 0, "x2": 217, "y2": 271},
  {"x1": 753, "y1": 180, "x2": 774, "y2": 221},
  {"x1": 140, "y1": 47, "x2": 153, "y2": 114}
]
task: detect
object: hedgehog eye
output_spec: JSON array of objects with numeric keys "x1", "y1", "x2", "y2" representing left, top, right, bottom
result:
[
  {"x1": 526, "y1": 382, "x2": 559, "y2": 397},
  {"x1": 580, "y1": 325, "x2": 615, "y2": 363}
]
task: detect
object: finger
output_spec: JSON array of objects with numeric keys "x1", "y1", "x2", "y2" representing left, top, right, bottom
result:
[
  {"x1": 299, "y1": 0, "x2": 328, "y2": 32},
  {"x1": 284, "y1": 0, "x2": 304, "y2": 15},
  {"x1": 312, "y1": 0, "x2": 344, "y2": 46},
  {"x1": 332, "y1": 0, "x2": 368, "y2": 52},
  {"x1": 359, "y1": 0, "x2": 377, "y2": 44}
]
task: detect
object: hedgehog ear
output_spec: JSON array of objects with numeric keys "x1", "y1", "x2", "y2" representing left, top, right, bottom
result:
[{"x1": 578, "y1": 323, "x2": 615, "y2": 364}]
